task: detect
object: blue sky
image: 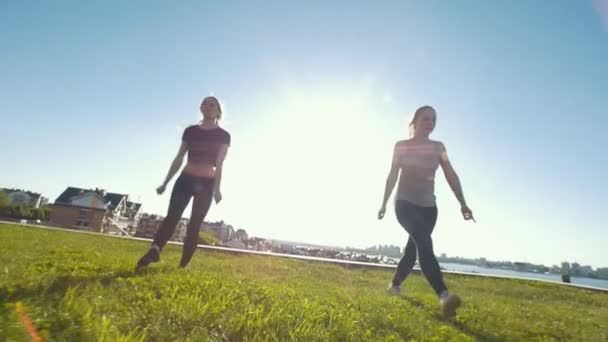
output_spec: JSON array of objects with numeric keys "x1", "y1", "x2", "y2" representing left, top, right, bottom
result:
[{"x1": 2, "y1": 1, "x2": 607, "y2": 268}]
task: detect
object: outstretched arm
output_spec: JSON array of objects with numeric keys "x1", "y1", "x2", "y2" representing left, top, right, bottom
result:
[
  {"x1": 438, "y1": 142, "x2": 475, "y2": 221},
  {"x1": 213, "y1": 144, "x2": 229, "y2": 203},
  {"x1": 158, "y1": 142, "x2": 188, "y2": 194},
  {"x1": 378, "y1": 143, "x2": 401, "y2": 219}
]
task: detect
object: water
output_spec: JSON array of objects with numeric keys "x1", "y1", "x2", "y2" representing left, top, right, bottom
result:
[{"x1": 439, "y1": 262, "x2": 608, "y2": 290}]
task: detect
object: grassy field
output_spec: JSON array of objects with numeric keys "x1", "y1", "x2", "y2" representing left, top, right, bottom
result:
[{"x1": 1, "y1": 223, "x2": 607, "y2": 341}]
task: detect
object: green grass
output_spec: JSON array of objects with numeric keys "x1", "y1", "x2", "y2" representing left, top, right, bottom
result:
[{"x1": 1, "y1": 223, "x2": 607, "y2": 341}]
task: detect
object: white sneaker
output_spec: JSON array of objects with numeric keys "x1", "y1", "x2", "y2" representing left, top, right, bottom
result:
[
  {"x1": 387, "y1": 284, "x2": 401, "y2": 296},
  {"x1": 439, "y1": 292, "x2": 461, "y2": 318}
]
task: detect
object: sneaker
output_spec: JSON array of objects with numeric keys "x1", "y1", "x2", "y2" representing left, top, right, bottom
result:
[
  {"x1": 136, "y1": 247, "x2": 160, "y2": 269},
  {"x1": 387, "y1": 284, "x2": 401, "y2": 296},
  {"x1": 439, "y1": 292, "x2": 461, "y2": 318}
]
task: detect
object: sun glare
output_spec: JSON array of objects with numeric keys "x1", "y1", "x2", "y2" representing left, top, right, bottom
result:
[{"x1": 218, "y1": 80, "x2": 400, "y2": 245}]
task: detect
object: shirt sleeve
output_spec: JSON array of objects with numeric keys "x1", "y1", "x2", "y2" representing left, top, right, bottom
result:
[
  {"x1": 223, "y1": 130, "x2": 231, "y2": 146},
  {"x1": 182, "y1": 126, "x2": 190, "y2": 142},
  {"x1": 438, "y1": 141, "x2": 446, "y2": 153}
]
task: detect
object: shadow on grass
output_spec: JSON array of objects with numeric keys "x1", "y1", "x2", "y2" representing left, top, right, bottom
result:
[
  {"x1": 401, "y1": 296, "x2": 501, "y2": 341},
  {"x1": 1, "y1": 266, "x2": 169, "y2": 303},
  {"x1": 3, "y1": 264, "x2": 507, "y2": 342},
  {"x1": 448, "y1": 320, "x2": 505, "y2": 342},
  {"x1": 401, "y1": 295, "x2": 426, "y2": 310}
]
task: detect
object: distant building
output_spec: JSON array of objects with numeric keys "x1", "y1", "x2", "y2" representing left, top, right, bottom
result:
[
  {"x1": 561, "y1": 262, "x2": 571, "y2": 275},
  {"x1": 579, "y1": 266, "x2": 594, "y2": 277},
  {"x1": 135, "y1": 213, "x2": 164, "y2": 239},
  {"x1": 223, "y1": 239, "x2": 246, "y2": 250},
  {"x1": 597, "y1": 268, "x2": 608, "y2": 279},
  {"x1": 201, "y1": 221, "x2": 234, "y2": 243},
  {"x1": 125, "y1": 201, "x2": 143, "y2": 233},
  {"x1": 233, "y1": 228, "x2": 248, "y2": 241},
  {"x1": 245, "y1": 237, "x2": 273, "y2": 251},
  {"x1": 364, "y1": 245, "x2": 401, "y2": 258},
  {"x1": 476, "y1": 257, "x2": 489, "y2": 267},
  {"x1": 135, "y1": 214, "x2": 188, "y2": 242},
  {"x1": 1, "y1": 188, "x2": 48, "y2": 208},
  {"x1": 513, "y1": 262, "x2": 527, "y2": 272},
  {"x1": 172, "y1": 218, "x2": 189, "y2": 242},
  {"x1": 49, "y1": 187, "x2": 140, "y2": 233}
]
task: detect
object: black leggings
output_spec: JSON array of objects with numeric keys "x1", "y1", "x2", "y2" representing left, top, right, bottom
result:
[
  {"x1": 152, "y1": 173, "x2": 214, "y2": 267},
  {"x1": 392, "y1": 200, "x2": 447, "y2": 296}
]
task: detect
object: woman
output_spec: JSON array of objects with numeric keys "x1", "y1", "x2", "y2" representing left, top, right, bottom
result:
[
  {"x1": 136, "y1": 96, "x2": 230, "y2": 269},
  {"x1": 378, "y1": 105, "x2": 474, "y2": 318}
]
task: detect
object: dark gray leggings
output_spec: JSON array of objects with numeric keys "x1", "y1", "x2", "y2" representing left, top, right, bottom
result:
[
  {"x1": 392, "y1": 200, "x2": 447, "y2": 296},
  {"x1": 152, "y1": 173, "x2": 214, "y2": 267}
]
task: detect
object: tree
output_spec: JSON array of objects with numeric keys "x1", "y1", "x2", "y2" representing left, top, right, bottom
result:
[
  {"x1": 28, "y1": 207, "x2": 52, "y2": 221},
  {"x1": 0, "y1": 191, "x2": 9, "y2": 208},
  {"x1": 30, "y1": 208, "x2": 40, "y2": 220},
  {"x1": 199, "y1": 231, "x2": 220, "y2": 246},
  {"x1": 40, "y1": 207, "x2": 52, "y2": 220},
  {"x1": 0, "y1": 205, "x2": 32, "y2": 219},
  {"x1": 16, "y1": 205, "x2": 31, "y2": 218}
]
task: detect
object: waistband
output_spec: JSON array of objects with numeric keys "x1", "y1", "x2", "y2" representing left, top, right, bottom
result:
[{"x1": 178, "y1": 172, "x2": 214, "y2": 183}]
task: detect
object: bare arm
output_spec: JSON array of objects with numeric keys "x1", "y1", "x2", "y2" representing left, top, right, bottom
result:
[
  {"x1": 161, "y1": 142, "x2": 188, "y2": 187},
  {"x1": 439, "y1": 142, "x2": 475, "y2": 221},
  {"x1": 213, "y1": 144, "x2": 229, "y2": 194},
  {"x1": 379, "y1": 143, "x2": 401, "y2": 218},
  {"x1": 438, "y1": 142, "x2": 467, "y2": 206}
]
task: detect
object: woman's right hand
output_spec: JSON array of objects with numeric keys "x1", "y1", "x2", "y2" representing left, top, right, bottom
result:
[
  {"x1": 461, "y1": 205, "x2": 476, "y2": 222},
  {"x1": 156, "y1": 184, "x2": 167, "y2": 195},
  {"x1": 378, "y1": 205, "x2": 387, "y2": 220}
]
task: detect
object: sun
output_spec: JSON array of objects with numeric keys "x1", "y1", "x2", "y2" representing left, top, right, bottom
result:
[
  {"x1": 260, "y1": 81, "x2": 394, "y2": 164},
  {"x1": 216, "y1": 79, "x2": 401, "y2": 245}
]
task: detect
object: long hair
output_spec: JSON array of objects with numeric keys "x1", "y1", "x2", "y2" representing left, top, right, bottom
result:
[
  {"x1": 200, "y1": 96, "x2": 223, "y2": 122},
  {"x1": 409, "y1": 105, "x2": 435, "y2": 137}
]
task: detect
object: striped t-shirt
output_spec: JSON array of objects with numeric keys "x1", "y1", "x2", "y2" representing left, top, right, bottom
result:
[
  {"x1": 395, "y1": 140, "x2": 444, "y2": 207},
  {"x1": 182, "y1": 125, "x2": 231, "y2": 166}
]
